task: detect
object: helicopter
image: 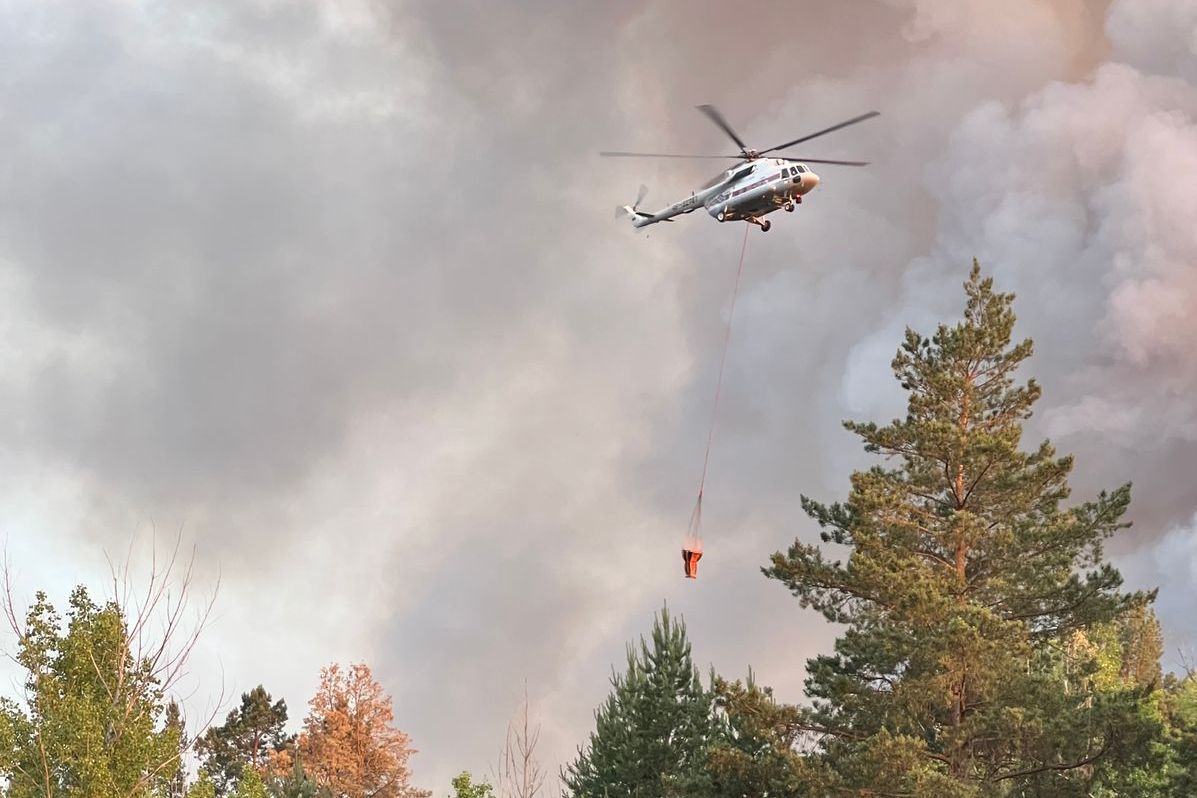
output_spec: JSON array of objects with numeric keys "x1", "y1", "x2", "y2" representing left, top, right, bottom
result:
[{"x1": 602, "y1": 105, "x2": 878, "y2": 232}]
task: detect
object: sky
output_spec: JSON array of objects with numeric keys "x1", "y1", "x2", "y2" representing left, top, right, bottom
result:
[{"x1": 1, "y1": 0, "x2": 1196, "y2": 791}]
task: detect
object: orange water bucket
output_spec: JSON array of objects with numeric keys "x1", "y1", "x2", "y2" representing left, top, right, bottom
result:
[{"x1": 682, "y1": 548, "x2": 703, "y2": 579}]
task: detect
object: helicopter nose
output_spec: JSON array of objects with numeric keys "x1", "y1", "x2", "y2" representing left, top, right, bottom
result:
[{"x1": 801, "y1": 172, "x2": 820, "y2": 192}]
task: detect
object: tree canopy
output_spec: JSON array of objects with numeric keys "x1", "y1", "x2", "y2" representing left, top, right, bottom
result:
[
  {"x1": 764, "y1": 263, "x2": 1158, "y2": 795},
  {"x1": 0, "y1": 587, "x2": 184, "y2": 798},
  {"x1": 563, "y1": 605, "x2": 717, "y2": 798},
  {"x1": 294, "y1": 663, "x2": 428, "y2": 798},
  {"x1": 196, "y1": 685, "x2": 291, "y2": 795}
]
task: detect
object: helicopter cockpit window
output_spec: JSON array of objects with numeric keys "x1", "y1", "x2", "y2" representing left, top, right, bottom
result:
[{"x1": 795, "y1": 164, "x2": 807, "y2": 173}]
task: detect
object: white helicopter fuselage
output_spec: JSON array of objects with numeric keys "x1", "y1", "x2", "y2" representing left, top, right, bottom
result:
[{"x1": 624, "y1": 159, "x2": 820, "y2": 229}]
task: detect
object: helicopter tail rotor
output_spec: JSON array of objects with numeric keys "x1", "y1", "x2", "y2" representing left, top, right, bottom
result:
[{"x1": 617, "y1": 185, "x2": 651, "y2": 222}]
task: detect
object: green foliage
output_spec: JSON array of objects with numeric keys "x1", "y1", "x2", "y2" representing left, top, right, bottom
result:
[
  {"x1": 450, "y1": 772, "x2": 495, "y2": 798},
  {"x1": 706, "y1": 671, "x2": 817, "y2": 796},
  {"x1": 1173, "y1": 677, "x2": 1197, "y2": 727},
  {"x1": 763, "y1": 264, "x2": 1158, "y2": 795},
  {"x1": 1159, "y1": 675, "x2": 1197, "y2": 794},
  {"x1": 186, "y1": 772, "x2": 218, "y2": 798},
  {"x1": 269, "y1": 755, "x2": 331, "y2": 798},
  {"x1": 197, "y1": 685, "x2": 291, "y2": 795},
  {"x1": 164, "y1": 700, "x2": 190, "y2": 798},
  {"x1": 563, "y1": 605, "x2": 717, "y2": 798},
  {"x1": 0, "y1": 586, "x2": 183, "y2": 798},
  {"x1": 232, "y1": 767, "x2": 271, "y2": 798}
]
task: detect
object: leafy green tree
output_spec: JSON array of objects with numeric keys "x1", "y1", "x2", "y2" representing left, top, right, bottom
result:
[
  {"x1": 1163, "y1": 673, "x2": 1197, "y2": 794},
  {"x1": 563, "y1": 605, "x2": 717, "y2": 798},
  {"x1": 197, "y1": 685, "x2": 292, "y2": 795},
  {"x1": 0, "y1": 586, "x2": 185, "y2": 798},
  {"x1": 450, "y1": 772, "x2": 495, "y2": 798},
  {"x1": 187, "y1": 772, "x2": 218, "y2": 798},
  {"x1": 764, "y1": 264, "x2": 1158, "y2": 796},
  {"x1": 232, "y1": 767, "x2": 271, "y2": 798},
  {"x1": 1062, "y1": 607, "x2": 1174, "y2": 796},
  {"x1": 1116, "y1": 603, "x2": 1164, "y2": 689}
]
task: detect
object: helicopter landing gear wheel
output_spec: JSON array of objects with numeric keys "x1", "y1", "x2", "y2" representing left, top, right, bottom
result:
[
  {"x1": 717, "y1": 210, "x2": 726, "y2": 222},
  {"x1": 759, "y1": 219, "x2": 771, "y2": 232},
  {"x1": 784, "y1": 202, "x2": 795, "y2": 212}
]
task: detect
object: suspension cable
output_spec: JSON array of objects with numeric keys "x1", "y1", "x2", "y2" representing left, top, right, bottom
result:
[{"x1": 689, "y1": 223, "x2": 751, "y2": 540}]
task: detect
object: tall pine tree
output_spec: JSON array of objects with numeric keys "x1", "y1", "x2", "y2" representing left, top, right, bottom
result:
[
  {"x1": 765, "y1": 264, "x2": 1158, "y2": 796},
  {"x1": 563, "y1": 606, "x2": 716, "y2": 798},
  {"x1": 196, "y1": 685, "x2": 291, "y2": 795}
]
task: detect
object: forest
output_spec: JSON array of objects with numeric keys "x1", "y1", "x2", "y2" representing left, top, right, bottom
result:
[{"x1": 2, "y1": 266, "x2": 1194, "y2": 798}]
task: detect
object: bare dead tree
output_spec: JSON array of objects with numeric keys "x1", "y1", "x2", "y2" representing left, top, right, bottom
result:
[
  {"x1": 1176, "y1": 646, "x2": 1197, "y2": 682},
  {"x1": 494, "y1": 682, "x2": 550, "y2": 798},
  {"x1": 1, "y1": 528, "x2": 226, "y2": 798}
]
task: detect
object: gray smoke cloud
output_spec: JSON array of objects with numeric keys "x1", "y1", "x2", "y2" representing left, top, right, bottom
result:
[
  {"x1": 841, "y1": 0, "x2": 1197, "y2": 619},
  {"x1": 0, "y1": 0, "x2": 1194, "y2": 791}
]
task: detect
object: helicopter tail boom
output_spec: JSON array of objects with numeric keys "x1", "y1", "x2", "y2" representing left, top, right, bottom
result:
[
  {"x1": 618, "y1": 185, "x2": 674, "y2": 228},
  {"x1": 619, "y1": 203, "x2": 669, "y2": 228}
]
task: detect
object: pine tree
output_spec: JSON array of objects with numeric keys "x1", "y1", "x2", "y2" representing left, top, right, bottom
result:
[
  {"x1": 269, "y1": 755, "x2": 330, "y2": 798},
  {"x1": 563, "y1": 605, "x2": 716, "y2": 798},
  {"x1": 197, "y1": 685, "x2": 292, "y2": 795},
  {"x1": 706, "y1": 671, "x2": 817, "y2": 798},
  {"x1": 164, "y1": 700, "x2": 190, "y2": 798},
  {"x1": 764, "y1": 264, "x2": 1158, "y2": 796}
]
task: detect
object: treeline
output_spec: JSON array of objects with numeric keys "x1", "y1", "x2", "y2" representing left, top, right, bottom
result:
[
  {"x1": 2, "y1": 264, "x2": 1195, "y2": 797},
  {"x1": 562, "y1": 597, "x2": 1197, "y2": 797},
  {"x1": 0, "y1": 581, "x2": 423, "y2": 797}
]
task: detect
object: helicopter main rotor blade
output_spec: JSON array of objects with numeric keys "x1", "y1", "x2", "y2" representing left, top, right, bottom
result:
[
  {"x1": 761, "y1": 111, "x2": 880, "y2": 155},
  {"x1": 599, "y1": 151, "x2": 742, "y2": 159},
  {"x1": 775, "y1": 157, "x2": 871, "y2": 166},
  {"x1": 696, "y1": 105, "x2": 750, "y2": 156},
  {"x1": 635, "y1": 184, "x2": 648, "y2": 207}
]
